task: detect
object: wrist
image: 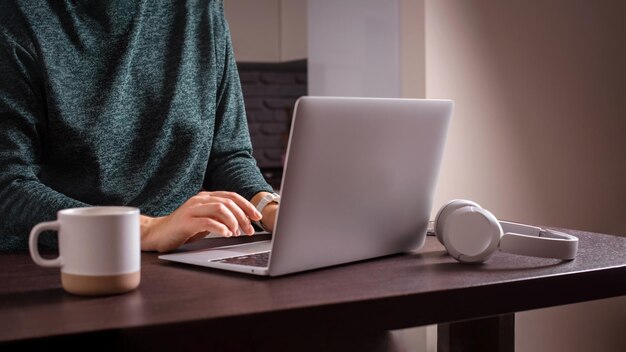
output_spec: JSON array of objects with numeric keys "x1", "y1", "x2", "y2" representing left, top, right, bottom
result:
[
  {"x1": 140, "y1": 215, "x2": 166, "y2": 251},
  {"x1": 251, "y1": 191, "x2": 272, "y2": 207},
  {"x1": 251, "y1": 191, "x2": 280, "y2": 231},
  {"x1": 260, "y1": 203, "x2": 278, "y2": 230}
]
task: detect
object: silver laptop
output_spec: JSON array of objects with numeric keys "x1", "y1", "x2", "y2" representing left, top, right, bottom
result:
[{"x1": 159, "y1": 97, "x2": 453, "y2": 276}]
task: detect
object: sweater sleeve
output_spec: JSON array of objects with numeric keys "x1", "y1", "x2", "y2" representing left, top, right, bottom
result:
[
  {"x1": 0, "y1": 32, "x2": 87, "y2": 252},
  {"x1": 203, "y1": 6, "x2": 274, "y2": 200}
]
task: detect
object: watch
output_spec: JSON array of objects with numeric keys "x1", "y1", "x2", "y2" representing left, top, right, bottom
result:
[{"x1": 254, "y1": 192, "x2": 280, "y2": 231}]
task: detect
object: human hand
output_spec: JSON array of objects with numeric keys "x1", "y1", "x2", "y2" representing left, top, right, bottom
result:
[{"x1": 140, "y1": 191, "x2": 262, "y2": 253}]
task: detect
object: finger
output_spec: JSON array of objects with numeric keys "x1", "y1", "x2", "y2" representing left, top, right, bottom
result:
[
  {"x1": 188, "y1": 203, "x2": 239, "y2": 234},
  {"x1": 195, "y1": 192, "x2": 261, "y2": 235},
  {"x1": 210, "y1": 197, "x2": 255, "y2": 235},
  {"x1": 206, "y1": 191, "x2": 262, "y2": 221},
  {"x1": 194, "y1": 193, "x2": 260, "y2": 226},
  {"x1": 186, "y1": 217, "x2": 233, "y2": 238}
]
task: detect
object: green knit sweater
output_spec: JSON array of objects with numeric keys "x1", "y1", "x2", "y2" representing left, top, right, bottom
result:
[{"x1": 0, "y1": 0, "x2": 272, "y2": 252}]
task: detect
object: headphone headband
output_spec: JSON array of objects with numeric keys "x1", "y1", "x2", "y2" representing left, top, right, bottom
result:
[{"x1": 498, "y1": 221, "x2": 578, "y2": 260}]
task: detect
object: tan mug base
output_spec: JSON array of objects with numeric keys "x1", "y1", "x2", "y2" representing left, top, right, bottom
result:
[{"x1": 61, "y1": 271, "x2": 140, "y2": 296}]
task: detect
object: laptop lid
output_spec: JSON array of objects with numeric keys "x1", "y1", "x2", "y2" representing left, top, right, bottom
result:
[
  {"x1": 159, "y1": 97, "x2": 452, "y2": 276},
  {"x1": 267, "y1": 97, "x2": 453, "y2": 276}
]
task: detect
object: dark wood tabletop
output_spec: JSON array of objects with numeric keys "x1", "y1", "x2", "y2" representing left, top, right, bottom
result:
[{"x1": 1, "y1": 228, "x2": 625, "y2": 350}]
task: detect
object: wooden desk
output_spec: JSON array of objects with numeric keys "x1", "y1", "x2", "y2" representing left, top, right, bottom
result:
[{"x1": 1, "y1": 229, "x2": 625, "y2": 351}]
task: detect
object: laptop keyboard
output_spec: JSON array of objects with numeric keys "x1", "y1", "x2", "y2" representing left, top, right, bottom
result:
[{"x1": 211, "y1": 251, "x2": 270, "y2": 267}]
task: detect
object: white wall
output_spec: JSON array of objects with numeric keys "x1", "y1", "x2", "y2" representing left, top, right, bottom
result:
[
  {"x1": 308, "y1": 0, "x2": 401, "y2": 97},
  {"x1": 309, "y1": 3, "x2": 436, "y2": 351}
]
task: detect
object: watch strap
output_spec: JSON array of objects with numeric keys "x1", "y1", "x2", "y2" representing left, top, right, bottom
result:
[{"x1": 254, "y1": 193, "x2": 280, "y2": 230}]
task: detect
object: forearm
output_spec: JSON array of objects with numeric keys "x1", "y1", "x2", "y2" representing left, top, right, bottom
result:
[
  {"x1": 204, "y1": 150, "x2": 273, "y2": 200},
  {"x1": 205, "y1": 16, "x2": 273, "y2": 201},
  {"x1": 0, "y1": 28, "x2": 89, "y2": 251},
  {"x1": 0, "y1": 179, "x2": 87, "y2": 251}
]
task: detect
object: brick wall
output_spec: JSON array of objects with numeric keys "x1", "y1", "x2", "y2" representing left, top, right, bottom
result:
[{"x1": 237, "y1": 60, "x2": 307, "y2": 189}]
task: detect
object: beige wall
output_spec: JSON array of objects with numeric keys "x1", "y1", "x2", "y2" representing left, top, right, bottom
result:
[
  {"x1": 225, "y1": 0, "x2": 280, "y2": 61},
  {"x1": 425, "y1": 1, "x2": 626, "y2": 351},
  {"x1": 224, "y1": 0, "x2": 307, "y2": 62},
  {"x1": 427, "y1": 0, "x2": 626, "y2": 236},
  {"x1": 517, "y1": 296, "x2": 626, "y2": 352},
  {"x1": 281, "y1": 0, "x2": 308, "y2": 61},
  {"x1": 401, "y1": 0, "x2": 426, "y2": 99}
]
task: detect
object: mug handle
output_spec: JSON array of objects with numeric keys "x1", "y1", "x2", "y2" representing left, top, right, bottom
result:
[{"x1": 29, "y1": 221, "x2": 62, "y2": 268}]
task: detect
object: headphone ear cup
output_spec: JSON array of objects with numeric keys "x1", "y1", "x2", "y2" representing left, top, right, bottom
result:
[
  {"x1": 441, "y1": 206, "x2": 502, "y2": 263},
  {"x1": 434, "y1": 199, "x2": 482, "y2": 245}
]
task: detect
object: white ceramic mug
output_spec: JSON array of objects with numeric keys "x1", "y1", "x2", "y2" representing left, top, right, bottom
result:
[{"x1": 29, "y1": 206, "x2": 141, "y2": 296}]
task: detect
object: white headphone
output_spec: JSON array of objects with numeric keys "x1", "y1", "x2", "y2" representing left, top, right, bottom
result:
[{"x1": 434, "y1": 199, "x2": 578, "y2": 263}]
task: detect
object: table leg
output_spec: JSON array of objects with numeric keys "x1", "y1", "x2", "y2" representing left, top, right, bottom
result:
[{"x1": 438, "y1": 314, "x2": 514, "y2": 352}]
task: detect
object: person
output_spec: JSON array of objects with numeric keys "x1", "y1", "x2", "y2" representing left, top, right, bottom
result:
[{"x1": 0, "y1": 0, "x2": 278, "y2": 253}]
